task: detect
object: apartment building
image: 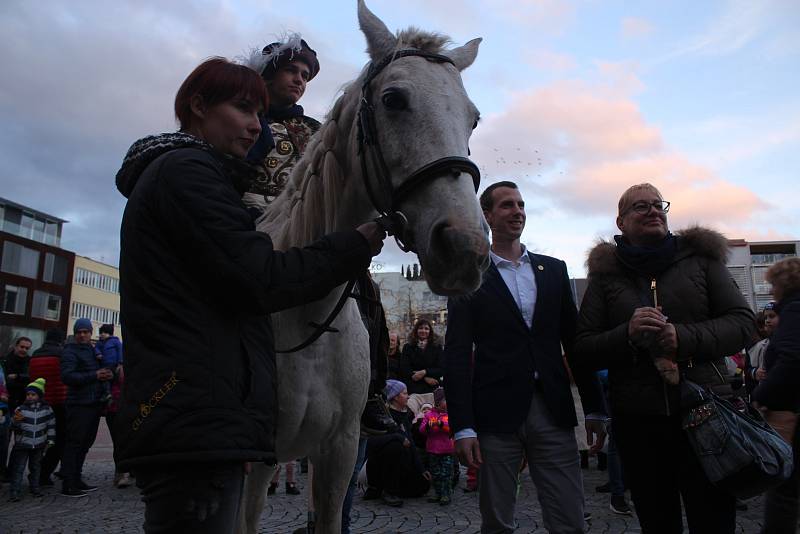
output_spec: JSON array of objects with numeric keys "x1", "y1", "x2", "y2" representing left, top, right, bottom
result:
[
  {"x1": 728, "y1": 239, "x2": 798, "y2": 312},
  {"x1": 0, "y1": 198, "x2": 74, "y2": 348},
  {"x1": 69, "y1": 255, "x2": 121, "y2": 338}
]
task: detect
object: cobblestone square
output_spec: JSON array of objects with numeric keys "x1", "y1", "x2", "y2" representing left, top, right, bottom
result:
[{"x1": 0, "y1": 421, "x2": 766, "y2": 533}]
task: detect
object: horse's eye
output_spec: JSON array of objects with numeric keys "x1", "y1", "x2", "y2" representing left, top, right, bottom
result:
[{"x1": 382, "y1": 91, "x2": 408, "y2": 111}]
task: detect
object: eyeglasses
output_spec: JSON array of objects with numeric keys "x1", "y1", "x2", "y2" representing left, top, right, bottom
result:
[{"x1": 625, "y1": 200, "x2": 670, "y2": 215}]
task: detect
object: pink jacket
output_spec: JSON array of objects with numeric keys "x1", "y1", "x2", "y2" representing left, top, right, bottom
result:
[{"x1": 419, "y1": 408, "x2": 454, "y2": 455}]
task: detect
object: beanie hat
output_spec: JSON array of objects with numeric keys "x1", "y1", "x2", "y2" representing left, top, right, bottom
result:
[
  {"x1": 764, "y1": 301, "x2": 776, "y2": 312},
  {"x1": 384, "y1": 379, "x2": 406, "y2": 401},
  {"x1": 433, "y1": 387, "x2": 446, "y2": 406},
  {"x1": 246, "y1": 33, "x2": 320, "y2": 82},
  {"x1": 26, "y1": 378, "x2": 46, "y2": 397},
  {"x1": 99, "y1": 323, "x2": 114, "y2": 335},
  {"x1": 74, "y1": 318, "x2": 93, "y2": 333},
  {"x1": 45, "y1": 328, "x2": 65, "y2": 344}
]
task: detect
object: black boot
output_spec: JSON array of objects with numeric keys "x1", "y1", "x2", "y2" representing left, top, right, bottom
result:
[{"x1": 360, "y1": 395, "x2": 398, "y2": 435}]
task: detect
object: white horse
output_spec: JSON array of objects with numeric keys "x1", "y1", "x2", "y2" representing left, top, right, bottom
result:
[{"x1": 240, "y1": 2, "x2": 487, "y2": 532}]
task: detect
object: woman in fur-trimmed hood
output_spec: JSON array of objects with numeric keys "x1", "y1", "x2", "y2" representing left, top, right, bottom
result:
[{"x1": 573, "y1": 183, "x2": 754, "y2": 533}]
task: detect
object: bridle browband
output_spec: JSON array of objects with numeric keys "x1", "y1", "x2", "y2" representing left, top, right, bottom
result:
[
  {"x1": 357, "y1": 48, "x2": 481, "y2": 252},
  {"x1": 278, "y1": 48, "x2": 480, "y2": 353}
]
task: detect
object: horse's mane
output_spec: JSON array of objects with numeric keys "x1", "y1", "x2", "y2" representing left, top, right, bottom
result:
[{"x1": 261, "y1": 28, "x2": 452, "y2": 248}]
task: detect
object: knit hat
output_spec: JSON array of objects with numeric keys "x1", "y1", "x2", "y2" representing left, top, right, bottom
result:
[
  {"x1": 384, "y1": 379, "x2": 406, "y2": 401},
  {"x1": 764, "y1": 301, "x2": 776, "y2": 312},
  {"x1": 26, "y1": 378, "x2": 46, "y2": 397},
  {"x1": 433, "y1": 387, "x2": 446, "y2": 406},
  {"x1": 247, "y1": 33, "x2": 320, "y2": 81},
  {"x1": 73, "y1": 318, "x2": 93, "y2": 333},
  {"x1": 99, "y1": 323, "x2": 114, "y2": 335}
]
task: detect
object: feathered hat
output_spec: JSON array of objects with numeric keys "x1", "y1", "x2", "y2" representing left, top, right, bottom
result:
[{"x1": 244, "y1": 33, "x2": 320, "y2": 81}]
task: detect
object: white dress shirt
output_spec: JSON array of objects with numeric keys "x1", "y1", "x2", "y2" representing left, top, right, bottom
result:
[{"x1": 489, "y1": 245, "x2": 537, "y2": 328}]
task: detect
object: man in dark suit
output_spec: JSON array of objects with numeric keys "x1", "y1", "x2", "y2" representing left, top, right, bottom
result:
[{"x1": 444, "y1": 181, "x2": 606, "y2": 533}]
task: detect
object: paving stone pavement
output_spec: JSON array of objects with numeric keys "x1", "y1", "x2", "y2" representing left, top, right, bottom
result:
[{"x1": 0, "y1": 421, "x2": 767, "y2": 533}]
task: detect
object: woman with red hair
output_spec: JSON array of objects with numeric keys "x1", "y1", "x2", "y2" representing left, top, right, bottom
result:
[{"x1": 114, "y1": 57, "x2": 385, "y2": 532}]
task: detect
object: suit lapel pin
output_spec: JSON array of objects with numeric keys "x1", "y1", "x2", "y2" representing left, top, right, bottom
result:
[{"x1": 537, "y1": 265, "x2": 544, "y2": 271}]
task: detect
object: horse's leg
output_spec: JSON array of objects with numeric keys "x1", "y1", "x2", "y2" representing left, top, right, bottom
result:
[
  {"x1": 237, "y1": 462, "x2": 279, "y2": 534},
  {"x1": 310, "y1": 431, "x2": 359, "y2": 534}
]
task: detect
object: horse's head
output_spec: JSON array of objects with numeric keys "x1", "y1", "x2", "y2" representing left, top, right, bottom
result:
[{"x1": 356, "y1": 0, "x2": 490, "y2": 296}]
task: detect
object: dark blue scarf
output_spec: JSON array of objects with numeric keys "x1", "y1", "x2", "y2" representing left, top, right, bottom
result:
[
  {"x1": 245, "y1": 104, "x2": 304, "y2": 164},
  {"x1": 614, "y1": 233, "x2": 678, "y2": 276}
]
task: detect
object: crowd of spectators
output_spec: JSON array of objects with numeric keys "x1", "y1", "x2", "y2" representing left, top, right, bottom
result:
[{"x1": 1, "y1": 320, "x2": 128, "y2": 504}]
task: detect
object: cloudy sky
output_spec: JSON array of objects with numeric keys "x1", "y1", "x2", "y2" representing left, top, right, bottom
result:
[{"x1": 2, "y1": 0, "x2": 798, "y2": 278}]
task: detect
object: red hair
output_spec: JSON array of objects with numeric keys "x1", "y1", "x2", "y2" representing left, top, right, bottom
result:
[{"x1": 174, "y1": 57, "x2": 269, "y2": 130}]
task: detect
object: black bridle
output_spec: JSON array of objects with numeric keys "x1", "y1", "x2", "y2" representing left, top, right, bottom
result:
[
  {"x1": 357, "y1": 48, "x2": 481, "y2": 252},
  {"x1": 277, "y1": 49, "x2": 480, "y2": 353}
]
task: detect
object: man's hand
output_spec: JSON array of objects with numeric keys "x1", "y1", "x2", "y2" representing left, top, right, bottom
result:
[
  {"x1": 628, "y1": 307, "x2": 666, "y2": 345},
  {"x1": 412, "y1": 370, "x2": 426, "y2": 382},
  {"x1": 756, "y1": 367, "x2": 767, "y2": 381},
  {"x1": 96, "y1": 368, "x2": 113, "y2": 381},
  {"x1": 423, "y1": 377, "x2": 439, "y2": 387},
  {"x1": 455, "y1": 437, "x2": 483, "y2": 470},
  {"x1": 356, "y1": 222, "x2": 387, "y2": 256},
  {"x1": 402, "y1": 438, "x2": 411, "y2": 448},
  {"x1": 585, "y1": 419, "x2": 607, "y2": 454}
]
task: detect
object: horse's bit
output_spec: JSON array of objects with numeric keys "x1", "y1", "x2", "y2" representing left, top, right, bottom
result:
[
  {"x1": 357, "y1": 48, "x2": 481, "y2": 253},
  {"x1": 277, "y1": 49, "x2": 481, "y2": 353}
]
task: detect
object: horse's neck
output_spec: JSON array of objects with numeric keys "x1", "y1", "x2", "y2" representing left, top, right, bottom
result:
[{"x1": 259, "y1": 105, "x2": 373, "y2": 250}]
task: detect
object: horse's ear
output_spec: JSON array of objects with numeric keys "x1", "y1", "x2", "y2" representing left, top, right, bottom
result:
[
  {"x1": 358, "y1": 0, "x2": 397, "y2": 61},
  {"x1": 445, "y1": 37, "x2": 482, "y2": 71}
]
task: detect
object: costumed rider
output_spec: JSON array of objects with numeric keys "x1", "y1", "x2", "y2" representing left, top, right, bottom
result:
[
  {"x1": 243, "y1": 34, "x2": 322, "y2": 216},
  {"x1": 244, "y1": 34, "x2": 396, "y2": 435}
]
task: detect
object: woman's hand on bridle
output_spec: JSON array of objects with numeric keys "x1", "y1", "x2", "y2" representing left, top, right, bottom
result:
[{"x1": 356, "y1": 221, "x2": 387, "y2": 256}]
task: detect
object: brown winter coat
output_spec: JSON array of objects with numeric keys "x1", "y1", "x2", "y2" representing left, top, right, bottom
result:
[{"x1": 574, "y1": 226, "x2": 755, "y2": 416}]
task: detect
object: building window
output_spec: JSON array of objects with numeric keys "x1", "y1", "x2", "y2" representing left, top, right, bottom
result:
[
  {"x1": 70, "y1": 300, "x2": 120, "y2": 326},
  {"x1": 44, "y1": 221, "x2": 60, "y2": 246},
  {"x1": 1, "y1": 205, "x2": 22, "y2": 235},
  {"x1": 74, "y1": 267, "x2": 119, "y2": 294},
  {"x1": 43, "y1": 253, "x2": 69, "y2": 285},
  {"x1": 1, "y1": 241, "x2": 40, "y2": 279},
  {"x1": 32, "y1": 290, "x2": 61, "y2": 321},
  {"x1": 2, "y1": 285, "x2": 28, "y2": 315}
]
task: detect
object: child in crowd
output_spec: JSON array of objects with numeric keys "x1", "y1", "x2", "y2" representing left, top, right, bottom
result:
[
  {"x1": 419, "y1": 387, "x2": 454, "y2": 505},
  {"x1": 7, "y1": 378, "x2": 55, "y2": 501},
  {"x1": 96, "y1": 324, "x2": 123, "y2": 403}
]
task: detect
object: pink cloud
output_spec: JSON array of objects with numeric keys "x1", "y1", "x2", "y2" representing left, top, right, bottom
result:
[
  {"x1": 471, "y1": 71, "x2": 769, "y2": 232},
  {"x1": 621, "y1": 16, "x2": 654, "y2": 39}
]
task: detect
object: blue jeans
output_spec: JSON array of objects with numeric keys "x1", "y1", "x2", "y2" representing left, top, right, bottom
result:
[
  {"x1": 606, "y1": 426, "x2": 625, "y2": 496},
  {"x1": 341, "y1": 437, "x2": 368, "y2": 534},
  {"x1": 136, "y1": 462, "x2": 244, "y2": 534},
  {"x1": 8, "y1": 446, "x2": 43, "y2": 496}
]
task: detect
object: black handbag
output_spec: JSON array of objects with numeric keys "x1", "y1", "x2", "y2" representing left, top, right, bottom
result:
[{"x1": 680, "y1": 379, "x2": 794, "y2": 499}]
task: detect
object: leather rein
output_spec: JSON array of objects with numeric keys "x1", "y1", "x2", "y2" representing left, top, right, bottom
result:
[{"x1": 276, "y1": 48, "x2": 480, "y2": 353}]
